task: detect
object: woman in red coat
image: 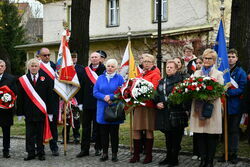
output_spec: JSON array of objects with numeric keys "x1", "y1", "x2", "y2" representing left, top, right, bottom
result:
[{"x1": 129, "y1": 54, "x2": 161, "y2": 164}]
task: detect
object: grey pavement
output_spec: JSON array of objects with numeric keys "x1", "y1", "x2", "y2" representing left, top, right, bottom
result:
[{"x1": 0, "y1": 138, "x2": 249, "y2": 167}]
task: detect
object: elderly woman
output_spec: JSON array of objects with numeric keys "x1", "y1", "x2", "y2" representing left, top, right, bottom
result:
[
  {"x1": 155, "y1": 60, "x2": 189, "y2": 166},
  {"x1": 129, "y1": 54, "x2": 161, "y2": 164},
  {"x1": 190, "y1": 49, "x2": 224, "y2": 167},
  {"x1": 93, "y1": 59, "x2": 124, "y2": 162}
]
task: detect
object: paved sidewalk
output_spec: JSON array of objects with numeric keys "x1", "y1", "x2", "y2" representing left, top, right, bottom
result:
[{"x1": 0, "y1": 138, "x2": 249, "y2": 167}]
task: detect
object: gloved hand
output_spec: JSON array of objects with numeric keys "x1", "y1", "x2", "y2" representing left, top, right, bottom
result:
[
  {"x1": 48, "y1": 114, "x2": 53, "y2": 122},
  {"x1": 78, "y1": 104, "x2": 83, "y2": 111}
]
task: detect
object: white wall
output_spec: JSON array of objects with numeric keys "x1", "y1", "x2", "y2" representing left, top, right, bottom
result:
[{"x1": 43, "y1": 0, "x2": 208, "y2": 42}]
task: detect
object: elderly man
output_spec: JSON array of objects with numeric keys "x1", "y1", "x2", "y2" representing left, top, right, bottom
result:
[
  {"x1": 39, "y1": 47, "x2": 59, "y2": 156},
  {"x1": 0, "y1": 60, "x2": 17, "y2": 158},
  {"x1": 96, "y1": 50, "x2": 107, "y2": 63},
  {"x1": 76, "y1": 52, "x2": 105, "y2": 158},
  {"x1": 17, "y1": 58, "x2": 53, "y2": 161}
]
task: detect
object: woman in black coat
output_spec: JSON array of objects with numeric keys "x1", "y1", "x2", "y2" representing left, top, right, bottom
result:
[{"x1": 155, "y1": 60, "x2": 189, "y2": 166}]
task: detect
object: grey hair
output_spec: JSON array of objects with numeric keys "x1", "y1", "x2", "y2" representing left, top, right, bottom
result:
[
  {"x1": 0, "y1": 60, "x2": 6, "y2": 66},
  {"x1": 26, "y1": 58, "x2": 40, "y2": 68},
  {"x1": 105, "y1": 59, "x2": 118, "y2": 68}
]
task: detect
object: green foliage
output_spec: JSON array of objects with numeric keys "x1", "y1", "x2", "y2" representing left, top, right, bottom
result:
[{"x1": 0, "y1": 1, "x2": 26, "y2": 75}]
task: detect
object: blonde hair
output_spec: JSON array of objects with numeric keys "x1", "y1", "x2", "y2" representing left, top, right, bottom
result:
[
  {"x1": 202, "y1": 49, "x2": 217, "y2": 61},
  {"x1": 142, "y1": 53, "x2": 155, "y2": 63},
  {"x1": 26, "y1": 58, "x2": 40, "y2": 69},
  {"x1": 167, "y1": 60, "x2": 178, "y2": 69}
]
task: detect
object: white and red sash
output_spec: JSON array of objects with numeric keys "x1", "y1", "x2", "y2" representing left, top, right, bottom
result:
[
  {"x1": 40, "y1": 62, "x2": 55, "y2": 80},
  {"x1": 85, "y1": 66, "x2": 98, "y2": 84},
  {"x1": 19, "y1": 75, "x2": 52, "y2": 143}
]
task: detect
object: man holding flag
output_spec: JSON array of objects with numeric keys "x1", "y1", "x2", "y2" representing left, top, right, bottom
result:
[
  {"x1": 39, "y1": 47, "x2": 60, "y2": 156},
  {"x1": 218, "y1": 49, "x2": 247, "y2": 164}
]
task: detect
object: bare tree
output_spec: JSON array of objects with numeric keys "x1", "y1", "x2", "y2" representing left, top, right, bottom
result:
[
  {"x1": 69, "y1": 0, "x2": 91, "y2": 66},
  {"x1": 229, "y1": 0, "x2": 250, "y2": 71}
]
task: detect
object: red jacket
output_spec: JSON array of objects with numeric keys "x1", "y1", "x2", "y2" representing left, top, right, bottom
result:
[{"x1": 137, "y1": 66, "x2": 161, "y2": 107}]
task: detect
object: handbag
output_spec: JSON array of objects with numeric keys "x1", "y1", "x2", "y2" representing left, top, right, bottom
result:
[
  {"x1": 169, "y1": 111, "x2": 188, "y2": 128},
  {"x1": 104, "y1": 102, "x2": 125, "y2": 122},
  {"x1": 202, "y1": 102, "x2": 214, "y2": 118}
]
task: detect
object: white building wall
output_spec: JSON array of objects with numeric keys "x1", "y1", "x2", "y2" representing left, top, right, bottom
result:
[
  {"x1": 43, "y1": 1, "x2": 67, "y2": 42},
  {"x1": 43, "y1": 0, "x2": 208, "y2": 42}
]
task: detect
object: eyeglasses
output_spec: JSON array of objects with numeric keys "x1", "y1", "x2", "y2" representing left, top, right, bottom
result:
[
  {"x1": 204, "y1": 57, "x2": 213, "y2": 61},
  {"x1": 42, "y1": 54, "x2": 50, "y2": 57}
]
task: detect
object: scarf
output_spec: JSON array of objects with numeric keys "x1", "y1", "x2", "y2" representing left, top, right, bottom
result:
[
  {"x1": 105, "y1": 72, "x2": 116, "y2": 82},
  {"x1": 202, "y1": 66, "x2": 213, "y2": 76}
]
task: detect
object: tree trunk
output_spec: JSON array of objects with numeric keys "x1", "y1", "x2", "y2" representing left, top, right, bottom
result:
[
  {"x1": 69, "y1": 0, "x2": 91, "y2": 66},
  {"x1": 229, "y1": 0, "x2": 250, "y2": 71}
]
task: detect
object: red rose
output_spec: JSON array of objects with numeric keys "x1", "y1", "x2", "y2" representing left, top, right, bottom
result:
[
  {"x1": 206, "y1": 86, "x2": 213, "y2": 90},
  {"x1": 198, "y1": 78, "x2": 203, "y2": 82},
  {"x1": 187, "y1": 85, "x2": 192, "y2": 90},
  {"x1": 197, "y1": 84, "x2": 203, "y2": 88},
  {"x1": 40, "y1": 76, "x2": 45, "y2": 81}
]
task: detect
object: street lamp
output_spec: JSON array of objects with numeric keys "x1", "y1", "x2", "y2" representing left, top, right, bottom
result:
[{"x1": 157, "y1": 0, "x2": 162, "y2": 71}]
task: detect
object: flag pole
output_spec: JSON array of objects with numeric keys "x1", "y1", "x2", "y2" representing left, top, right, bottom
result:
[
  {"x1": 64, "y1": 102, "x2": 67, "y2": 156},
  {"x1": 127, "y1": 27, "x2": 133, "y2": 154},
  {"x1": 220, "y1": 0, "x2": 228, "y2": 161}
]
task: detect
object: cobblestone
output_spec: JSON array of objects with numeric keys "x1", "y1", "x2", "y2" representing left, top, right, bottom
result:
[{"x1": 0, "y1": 138, "x2": 249, "y2": 167}]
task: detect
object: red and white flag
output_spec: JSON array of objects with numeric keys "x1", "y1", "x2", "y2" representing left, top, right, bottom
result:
[
  {"x1": 119, "y1": 41, "x2": 139, "y2": 80},
  {"x1": 54, "y1": 29, "x2": 80, "y2": 102},
  {"x1": 230, "y1": 77, "x2": 239, "y2": 89},
  {"x1": 191, "y1": 61, "x2": 196, "y2": 72}
]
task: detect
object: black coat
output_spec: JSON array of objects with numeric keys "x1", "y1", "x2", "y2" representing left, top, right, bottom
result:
[
  {"x1": 155, "y1": 72, "x2": 189, "y2": 131},
  {"x1": 17, "y1": 72, "x2": 54, "y2": 122},
  {"x1": 74, "y1": 64, "x2": 85, "y2": 104},
  {"x1": 81, "y1": 63, "x2": 106, "y2": 110},
  {"x1": 0, "y1": 73, "x2": 17, "y2": 126},
  {"x1": 39, "y1": 61, "x2": 59, "y2": 116}
]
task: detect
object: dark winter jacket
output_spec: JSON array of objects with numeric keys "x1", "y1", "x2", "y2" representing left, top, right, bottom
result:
[
  {"x1": 227, "y1": 65, "x2": 247, "y2": 115},
  {"x1": 155, "y1": 72, "x2": 189, "y2": 131}
]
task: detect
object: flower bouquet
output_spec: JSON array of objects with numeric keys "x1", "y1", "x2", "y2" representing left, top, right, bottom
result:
[
  {"x1": 114, "y1": 78, "x2": 155, "y2": 113},
  {"x1": 0, "y1": 85, "x2": 17, "y2": 109},
  {"x1": 168, "y1": 76, "x2": 225, "y2": 105}
]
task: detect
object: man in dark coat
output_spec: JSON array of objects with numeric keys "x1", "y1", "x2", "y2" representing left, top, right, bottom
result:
[
  {"x1": 39, "y1": 47, "x2": 59, "y2": 156},
  {"x1": 0, "y1": 60, "x2": 17, "y2": 158},
  {"x1": 76, "y1": 51, "x2": 106, "y2": 157},
  {"x1": 17, "y1": 58, "x2": 54, "y2": 161},
  {"x1": 61, "y1": 51, "x2": 84, "y2": 144}
]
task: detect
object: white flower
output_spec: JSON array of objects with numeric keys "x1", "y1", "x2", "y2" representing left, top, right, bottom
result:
[
  {"x1": 185, "y1": 88, "x2": 188, "y2": 93},
  {"x1": 140, "y1": 86, "x2": 148, "y2": 94},
  {"x1": 203, "y1": 77, "x2": 211, "y2": 80},
  {"x1": 1, "y1": 93, "x2": 12, "y2": 102},
  {"x1": 196, "y1": 87, "x2": 200, "y2": 91}
]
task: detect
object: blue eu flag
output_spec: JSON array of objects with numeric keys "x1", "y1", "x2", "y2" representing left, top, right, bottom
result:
[{"x1": 214, "y1": 20, "x2": 231, "y2": 85}]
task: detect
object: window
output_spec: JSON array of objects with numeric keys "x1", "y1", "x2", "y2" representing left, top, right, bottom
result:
[
  {"x1": 107, "y1": 0, "x2": 119, "y2": 27},
  {"x1": 153, "y1": 0, "x2": 168, "y2": 22}
]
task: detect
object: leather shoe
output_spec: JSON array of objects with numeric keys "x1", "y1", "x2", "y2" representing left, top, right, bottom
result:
[
  {"x1": 76, "y1": 151, "x2": 89, "y2": 158},
  {"x1": 24, "y1": 155, "x2": 35, "y2": 161},
  {"x1": 95, "y1": 149, "x2": 101, "y2": 156},
  {"x1": 159, "y1": 157, "x2": 170, "y2": 165},
  {"x1": 100, "y1": 154, "x2": 108, "y2": 162},
  {"x1": 38, "y1": 154, "x2": 45, "y2": 161},
  {"x1": 111, "y1": 153, "x2": 118, "y2": 162},
  {"x1": 52, "y1": 150, "x2": 59, "y2": 156},
  {"x1": 3, "y1": 152, "x2": 10, "y2": 158}
]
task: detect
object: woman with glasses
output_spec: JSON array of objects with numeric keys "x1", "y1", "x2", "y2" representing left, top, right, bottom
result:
[
  {"x1": 190, "y1": 49, "x2": 224, "y2": 167},
  {"x1": 129, "y1": 54, "x2": 161, "y2": 164}
]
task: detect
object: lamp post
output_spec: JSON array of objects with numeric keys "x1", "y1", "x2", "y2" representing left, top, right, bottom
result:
[{"x1": 157, "y1": 0, "x2": 162, "y2": 71}]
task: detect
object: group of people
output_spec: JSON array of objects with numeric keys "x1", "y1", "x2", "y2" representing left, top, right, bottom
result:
[{"x1": 0, "y1": 44, "x2": 248, "y2": 167}]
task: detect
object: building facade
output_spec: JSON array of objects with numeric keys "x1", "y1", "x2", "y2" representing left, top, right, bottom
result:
[{"x1": 16, "y1": 0, "x2": 232, "y2": 69}]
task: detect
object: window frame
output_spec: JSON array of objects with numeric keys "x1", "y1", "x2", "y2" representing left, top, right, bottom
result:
[
  {"x1": 153, "y1": 0, "x2": 168, "y2": 23},
  {"x1": 107, "y1": 0, "x2": 120, "y2": 27}
]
